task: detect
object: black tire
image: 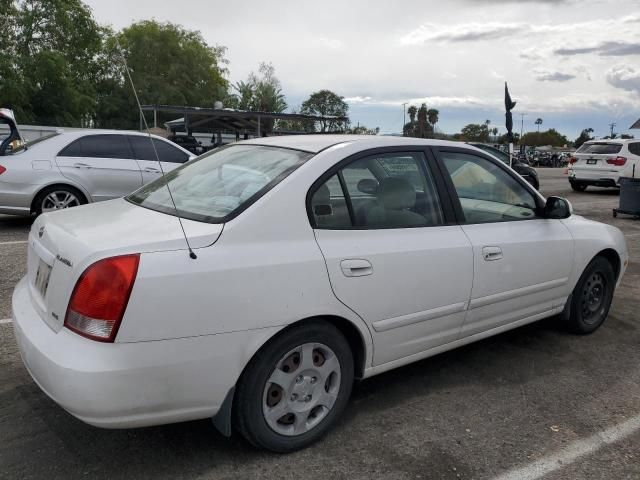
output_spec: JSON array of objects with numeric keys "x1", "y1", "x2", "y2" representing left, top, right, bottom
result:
[
  {"x1": 33, "y1": 185, "x2": 87, "y2": 216},
  {"x1": 570, "y1": 182, "x2": 587, "y2": 192},
  {"x1": 233, "y1": 321, "x2": 354, "y2": 452},
  {"x1": 564, "y1": 256, "x2": 615, "y2": 334}
]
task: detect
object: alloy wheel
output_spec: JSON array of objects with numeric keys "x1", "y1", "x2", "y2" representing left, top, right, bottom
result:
[{"x1": 41, "y1": 191, "x2": 81, "y2": 212}]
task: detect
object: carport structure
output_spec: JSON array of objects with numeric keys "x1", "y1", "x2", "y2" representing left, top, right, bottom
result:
[{"x1": 140, "y1": 104, "x2": 348, "y2": 144}]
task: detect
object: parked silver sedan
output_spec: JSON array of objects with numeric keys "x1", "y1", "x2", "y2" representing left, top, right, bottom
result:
[{"x1": 0, "y1": 114, "x2": 193, "y2": 216}]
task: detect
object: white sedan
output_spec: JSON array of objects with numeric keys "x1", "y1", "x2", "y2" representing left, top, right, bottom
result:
[{"x1": 12, "y1": 135, "x2": 628, "y2": 452}]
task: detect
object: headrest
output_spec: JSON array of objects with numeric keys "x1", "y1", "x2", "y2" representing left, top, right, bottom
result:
[
  {"x1": 312, "y1": 183, "x2": 330, "y2": 205},
  {"x1": 377, "y1": 177, "x2": 416, "y2": 210}
]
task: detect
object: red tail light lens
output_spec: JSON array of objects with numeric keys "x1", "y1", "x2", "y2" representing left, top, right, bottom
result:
[
  {"x1": 606, "y1": 156, "x2": 627, "y2": 167},
  {"x1": 568, "y1": 157, "x2": 577, "y2": 165},
  {"x1": 0, "y1": 165, "x2": 6, "y2": 175},
  {"x1": 64, "y1": 254, "x2": 140, "y2": 342}
]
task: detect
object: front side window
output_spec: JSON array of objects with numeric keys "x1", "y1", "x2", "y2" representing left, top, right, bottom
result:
[
  {"x1": 128, "y1": 145, "x2": 311, "y2": 223},
  {"x1": 129, "y1": 136, "x2": 190, "y2": 163},
  {"x1": 441, "y1": 151, "x2": 538, "y2": 223},
  {"x1": 310, "y1": 152, "x2": 444, "y2": 229}
]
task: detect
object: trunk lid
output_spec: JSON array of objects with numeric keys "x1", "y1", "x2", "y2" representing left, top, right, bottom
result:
[
  {"x1": 27, "y1": 198, "x2": 223, "y2": 332},
  {"x1": 573, "y1": 142, "x2": 624, "y2": 172}
]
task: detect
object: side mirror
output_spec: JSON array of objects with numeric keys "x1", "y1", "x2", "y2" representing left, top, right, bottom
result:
[
  {"x1": 357, "y1": 178, "x2": 378, "y2": 195},
  {"x1": 544, "y1": 196, "x2": 572, "y2": 219}
]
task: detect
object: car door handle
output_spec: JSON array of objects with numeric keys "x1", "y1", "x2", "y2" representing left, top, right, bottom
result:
[
  {"x1": 143, "y1": 167, "x2": 160, "y2": 173},
  {"x1": 73, "y1": 162, "x2": 92, "y2": 169},
  {"x1": 340, "y1": 259, "x2": 373, "y2": 277},
  {"x1": 482, "y1": 246, "x2": 503, "y2": 261}
]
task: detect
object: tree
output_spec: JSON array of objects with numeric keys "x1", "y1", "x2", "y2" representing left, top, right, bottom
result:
[
  {"x1": 520, "y1": 128, "x2": 569, "y2": 147},
  {"x1": 347, "y1": 124, "x2": 380, "y2": 135},
  {"x1": 0, "y1": 0, "x2": 105, "y2": 125},
  {"x1": 96, "y1": 21, "x2": 229, "y2": 129},
  {"x1": 535, "y1": 117, "x2": 543, "y2": 132},
  {"x1": 427, "y1": 108, "x2": 439, "y2": 131},
  {"x1": 491, "y1": 127, "x2": 499, "y2": 141},
  {"x1": 300, "y1": 90, "x2": 349, "y2": 132},
  {"x1": 460, "y1": 123, "x2": 490, "y2": 142},
  {"x1": 574, "y1": 128, "x2": 594, "y2": 148},
  {"x1": 407, "y1": 105, "x2": 417, "y2": 123}
]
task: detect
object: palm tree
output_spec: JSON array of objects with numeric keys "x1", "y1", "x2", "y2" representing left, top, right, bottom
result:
[
  {"x1": 407, "y1": 105, "x2": 417, "y2": 124},
  {"x1": 535, "y1": 118, "x2": 543, "y2": 133},
  {"x1": 427, "y1": 108, "x2": 439, "y2": 131},
  {"x1": 491, "y1": 127, "x2": 498, "y2": 142},
  {"x1": 417, "y1": 104, "x2": 428, "y2": 138}
]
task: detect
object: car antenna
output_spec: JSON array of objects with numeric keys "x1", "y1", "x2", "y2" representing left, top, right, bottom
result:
[{"x1": 116, "y1": 39, "x2": 197, "y2": 259}]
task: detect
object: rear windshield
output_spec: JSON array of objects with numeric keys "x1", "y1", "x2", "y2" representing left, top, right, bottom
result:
[
  {"x1": 576, "y1": 142, "x2": 622, "y2": 155},
  {"x1": 127, "y1": 144, "x2": 313, "y2": 223}
]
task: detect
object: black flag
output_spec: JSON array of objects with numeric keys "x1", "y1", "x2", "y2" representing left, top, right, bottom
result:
[{"x1": 505, "y1": 82, "x2": 516, "y2": 143}]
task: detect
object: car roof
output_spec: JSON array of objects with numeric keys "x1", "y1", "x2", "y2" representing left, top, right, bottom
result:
[
  {"x1": 239, "y1": 134, "x2": 467, "y2": 153},
  {"x1": 583, "y1": 139, "x2": 636, "y2": 144}
]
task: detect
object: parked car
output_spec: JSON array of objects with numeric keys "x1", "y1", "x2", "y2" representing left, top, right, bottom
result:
[
  {"x1": 168, "y1": 134, "x2": 205, "y2": 155},
  {"x1": 568, "y1": 139, "x2": 640, "y2": 192},
  {"x1": 0, "y1": 115, "x2": 194, "y2": 216},
  {"x1": 467, "y1": 143, "x2": 539, "y2": 189},
  {"x1": 13, "y1": 135, "x2": 627, "y2": 452}
]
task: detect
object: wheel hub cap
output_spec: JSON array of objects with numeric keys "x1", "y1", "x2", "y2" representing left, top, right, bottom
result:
[
  {"x1": 581, "y1": 272, "x2": 606, "y2": 323},
  {"x1": 263, "y1": 343, "x2": 341, "y2": 436}
]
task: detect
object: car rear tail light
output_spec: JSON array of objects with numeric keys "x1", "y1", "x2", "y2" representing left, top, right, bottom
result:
[
  {"x1": 606, "y1": 156, "x2": 627, "y2": 166},
  {"x1": 568, "y1": 157, "x2": 577, "y2": 165},
  {"x1": 0, "y1": 165, "x2": 6, "y2": 175},
  {"x1": 64, "y1": 254, "x2": 140, "y2": 342}
]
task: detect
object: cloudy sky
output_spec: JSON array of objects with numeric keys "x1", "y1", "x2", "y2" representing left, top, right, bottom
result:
[{"x1": 84, "y1": 0, "x2": 640, "y2": 139}]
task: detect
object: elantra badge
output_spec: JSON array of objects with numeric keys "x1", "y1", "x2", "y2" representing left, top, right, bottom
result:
[{"x1": 38, "y1": 226, "x2": 44, "y2": 238}]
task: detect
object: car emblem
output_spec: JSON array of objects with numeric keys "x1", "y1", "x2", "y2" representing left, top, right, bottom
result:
[{"x1": 38, "y1": 226, "x2": 45, "y2": 238}]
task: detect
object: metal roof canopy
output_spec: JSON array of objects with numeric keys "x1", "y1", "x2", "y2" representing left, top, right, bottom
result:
[{"x1": 140, "y1": 104, "x2": 348, "y2": 135}]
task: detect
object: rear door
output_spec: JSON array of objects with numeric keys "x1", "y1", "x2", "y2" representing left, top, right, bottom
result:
[
  {"x1": 129, "y1": 135, "x2": 191, "y2": 184},
  {"x1": 434, "y1": 147, "x2": 574, "y2": 337},
  {"x1": 56, "y1": 134, "x2": 143, "y2": 201},
  {"x1": 309, "y1": 148, "x2": 473, "y2": 366}
]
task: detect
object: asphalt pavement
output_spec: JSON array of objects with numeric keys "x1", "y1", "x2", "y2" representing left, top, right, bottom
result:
[{"x1": 1, "y1": 168, "x2": 639, "y2": 480}]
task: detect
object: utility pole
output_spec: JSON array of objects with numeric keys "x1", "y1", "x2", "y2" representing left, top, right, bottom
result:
[
  {"x1": 609, "y1": 122, "x2": 616, "y2": 138},
  {"x1": 402, "y1": 102, "x2": 408, "y2": 136},
  {"x1": 519, "y1": 113, "x2": 527, "y2": 139}
]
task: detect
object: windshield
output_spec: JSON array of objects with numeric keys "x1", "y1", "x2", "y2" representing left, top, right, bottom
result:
[
  {"x1": 127, "y1": 144, "x2": 313, "y2": 223},
  {"x1": 576, "y1": 142, "x2": 622, "y2": 155}
]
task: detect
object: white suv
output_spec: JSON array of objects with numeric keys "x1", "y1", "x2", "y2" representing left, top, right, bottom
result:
[{"x1": 568, "y1": 139, "x2": 640, "y2": 191}]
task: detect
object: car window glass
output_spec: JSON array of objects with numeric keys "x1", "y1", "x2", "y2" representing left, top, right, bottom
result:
[
  {"x1": 441, "y1": 151, "x2": 538, "y2": 223},
  {"x1": 311, "y1": 152, "x2": 444, "y2": 229},
  {"x1": 629, "y1": 143, "x2": 640, "y2": 156},
  {"x1": 76, "y1": 135, "x2": 134, "y2": 159},
  {"x1": 58, "y1": 138, "x2": 84, "y2": 157},
  {"x1": 130, "y1": 136, "x2": 190, "y2": 164},
  {"x1": 310, "y1": 175, "x2": 351, "y2": 228},
  {"x1": 576, "y1": 143, "x2": 622, "y2": 155}
]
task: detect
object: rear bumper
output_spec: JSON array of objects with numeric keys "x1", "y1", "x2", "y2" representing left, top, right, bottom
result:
[
  {"x1": 0, "y1": 181, "x2": 38, "y2": 215},
  {"x1": 568, "y1": 170, "x2": 619, "y2": 187},
  {"x1": 12, "y1": 276, "x2": 277, "y2": 428}
]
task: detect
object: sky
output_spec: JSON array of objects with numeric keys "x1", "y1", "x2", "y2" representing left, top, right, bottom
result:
[{"x1": 83, "y1": 0, "x2": 640, "y2": 140}]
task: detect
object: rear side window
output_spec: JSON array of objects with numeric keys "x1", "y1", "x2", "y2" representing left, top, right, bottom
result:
[
  {"x1": 628, "y1": 143, "x2": 640, "y2": 156},
  {"x1": 130, "y1": 136, "x2": 190, "y2": 164},
  {"x1": 576, "y1": 143, "x2": 622, "y2": 155},
  {"x1": 310, "y1": 152, "x2": 444, "y2": 229},
  {"x1": 59, "y1": 135, "x2": 134, "y2": 159}
]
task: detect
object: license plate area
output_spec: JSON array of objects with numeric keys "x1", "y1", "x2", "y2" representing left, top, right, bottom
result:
[
  {"x1": 34, "y1": 259, "x2": 53, "y2": 299},
  {"x1": 587, "y1": 159, "x2": 598, "y2": 165}
]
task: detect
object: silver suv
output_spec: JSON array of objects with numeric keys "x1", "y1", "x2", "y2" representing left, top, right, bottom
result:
[{"x1": 0, "y1": 112, "x2": 193, "y2": 216}]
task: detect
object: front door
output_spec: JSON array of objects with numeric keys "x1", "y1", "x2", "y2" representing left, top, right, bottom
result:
[
  {"x1": 309, "y1": 149, "x2": 473, "y2": 366},
  {"x1": 56, "y1": 134, "x2": 143, "y2": 201},
  {"x1": 435, "y1": 148, "x2": 574, "y2": 338},
  {"x1": 128, "y1": 135, "x2": 190, "y2": 185}
]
